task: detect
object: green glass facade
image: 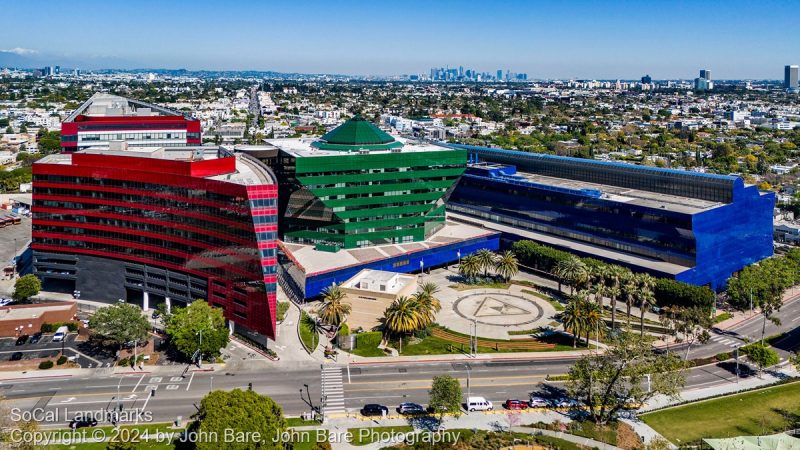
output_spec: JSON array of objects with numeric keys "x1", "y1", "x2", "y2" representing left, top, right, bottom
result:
[{"x1": 278, "y1": 149, "x2": 467, "y2": 249}]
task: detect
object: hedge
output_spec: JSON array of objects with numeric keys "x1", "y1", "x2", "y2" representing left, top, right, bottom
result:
[
  {"x1": 38, "y1": 360, "x2": 54, "y2": 370},
  {"x1": 41, "y1": 322, "x2": 78, "y2": 333},
  {"x1": 654, "y1": 278, "x2": 715, "y2": 310},
  {"x1": 355, "y1": 331, "x2": 383, "y2": 349}
]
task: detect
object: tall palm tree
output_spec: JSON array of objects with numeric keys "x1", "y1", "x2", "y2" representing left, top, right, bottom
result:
[
  {"x1": 414, "y1": 281, "x2": 441, "y2": 327},
  {"x1": 317, "y1": 284, "x2": 351, "y2": 332},
  {"x1": 554, "y1": 257, "x2": 587, "y2": 295},
  {"x1": 561, "y1": 296, "x2": 585, "y2": 348},
  {"x1": 605, "y1": 265, "x2": 628, "y2": 330},
  {"x1": 621, "y1": 274, "x2": 638, "y2": 329},
  {"x1": 475, "y1": 249, "x2": 497, "y2": 278},
  {"x1": 459, "y1": 254, "x2": 482, "y2": 283},
  {"x1": 583, "y1": 301, "x2": 603, "y2": 347},
  {"x1": 637, "y1": 273, "x2": 657, "y2": 336},
  {"x1": 382, "y1": 296, "x2": 422, "y2": 353},
  {"x1": 495, "y1": 250, "x2": 519, "y2": 281}
]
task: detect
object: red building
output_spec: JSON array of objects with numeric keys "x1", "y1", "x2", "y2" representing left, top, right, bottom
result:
[
  {"x1": 31, "y1": 146, "x2": 278, "y2": 341},
  {"x1": 61, "y1": 93, "x2": 201, "y2": 152}
]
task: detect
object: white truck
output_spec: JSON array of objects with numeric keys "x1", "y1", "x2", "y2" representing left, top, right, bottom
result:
[{"x1": 52, "y1": 325, "x2": 69, "y2": 342}]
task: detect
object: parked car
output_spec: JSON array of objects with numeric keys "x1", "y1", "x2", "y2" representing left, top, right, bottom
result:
[
  {"x1": 397, "y1": 402, "x2": 425, "y2": 415},
  {"x1": 551, "y1": 397, "x2": 582, "y2": 408},
  {"x1": 361, "y1": 404, "x2": 389, "y2": 417},
  {"x1": 28, "y1": 332, "x2": 42, "y2": 344},
  {"x1": 503, "y1": 399, "x2": 528, "y2": 410},
  {"x1": 69, "y1": 418, "x2": 97, "y2": 429},
  {"x1": 0, "y1": 298, "x2": 12, "y2": 307},
  {"x1": 466, "y1": 396, "x2": 493, "y2": 412},
  {"x1": 52, "y1": 326, "x2": 69, "y2": 342},
  {"x1": 10, "y1": 352, "x2": 23, "y2": 361},
  {"x1": 528, "y1": 396, "x2": 550, "y2": 408},
  {"x1": 15, "y1": 335, "x2": 28, "y2": 346}
]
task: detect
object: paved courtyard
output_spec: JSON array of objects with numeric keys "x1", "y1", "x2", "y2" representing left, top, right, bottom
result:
[{"x1": 424, "y1": 268, "x2": 558, "y2": 339}]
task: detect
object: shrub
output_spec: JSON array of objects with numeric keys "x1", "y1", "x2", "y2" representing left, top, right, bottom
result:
[
  {"x1": 38, "y1": 360, "x2": 54, "y2": 370},
  {"x1": 338, "y1": 322, "x2": 350, "y2": 337},
  {"x1": 715, "y1": 351, "x2": 731, "y2": 361},
  {"x1": 40, "y1": 322, "x2": 79, "y2": 333},
  {"x1": 413, "y1": 326, "x2": 432, "y2": 339},
  {"x1": 654, "y1": 279, "x2": 715, "y2": 310},
  {"x1": 117, "y1": 357, "x2": 129, "y2": 366},
  {"x1": 56, "y1": 355, "x2": 68, "y2": 365},
  {"x1": 40, "y1": 323, "x2": 56, "y2": 333}
]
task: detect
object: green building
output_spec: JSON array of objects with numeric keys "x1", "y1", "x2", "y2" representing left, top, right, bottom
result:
[{"x1": 271, "y1": 116, "x2": 467, "y2": 251}]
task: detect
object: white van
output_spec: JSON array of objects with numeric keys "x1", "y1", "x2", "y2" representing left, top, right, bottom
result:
[
  {"x1": 52, "y1": 326, "x2": 69, "y2": 342},
  {"x1": 466, "y1": 396, "x2": 493, "y2": 412}
]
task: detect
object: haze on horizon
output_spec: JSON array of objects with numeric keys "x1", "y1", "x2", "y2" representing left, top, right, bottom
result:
[{"x1": 1, "y1": 0, "x2": 798, "y2": 80}]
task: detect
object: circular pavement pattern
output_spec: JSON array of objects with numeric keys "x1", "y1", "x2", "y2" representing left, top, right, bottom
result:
[{"x1": 452, "y1": 292, "x2": 545, "y2": 327}]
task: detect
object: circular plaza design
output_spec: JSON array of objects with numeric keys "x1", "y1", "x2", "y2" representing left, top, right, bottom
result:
[{"x1": 453, "y1": 292, "x2": 545, "y2": 327}]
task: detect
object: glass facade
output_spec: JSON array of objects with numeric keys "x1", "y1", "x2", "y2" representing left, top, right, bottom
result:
[{"x1": 31, "y1": 153, "x2": 279, "y2": 338}]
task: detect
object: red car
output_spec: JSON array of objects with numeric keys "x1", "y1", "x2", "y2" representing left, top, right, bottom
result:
[{"x1": 504, "y1": 399, "x2": 528, "y2": 410}]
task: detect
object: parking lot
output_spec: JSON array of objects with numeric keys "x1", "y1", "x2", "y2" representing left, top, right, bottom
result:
[{"x1": 0, "y1": 333, "x2": 115, "y2": 368}]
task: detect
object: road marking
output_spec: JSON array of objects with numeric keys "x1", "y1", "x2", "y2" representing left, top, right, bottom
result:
[
  {"x1": 186, "y1": 371, "x2": 195, "y2": 391},
  {"x1": 170, "y1": 377, "x2": 183, "y2": 382},
  {"x1": 132, "y1": 374, "x2": 144, "y2": 393},
  {"x1": 166, "y1": 385, "x2": 179, "y2": 390},
  {"x1": 59, "y1": 397, "x2": 76, "y2": 403},
  {"x1": 149, "y1": 377, "x2": 162, "y2": 383}
]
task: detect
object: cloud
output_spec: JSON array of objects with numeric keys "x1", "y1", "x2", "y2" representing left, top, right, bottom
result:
[{"x1": 0, "y1": 48, "x2": 38, "y2": 55}]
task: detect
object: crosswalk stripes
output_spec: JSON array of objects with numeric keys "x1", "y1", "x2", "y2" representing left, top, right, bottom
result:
[
  {"x1": 321, "y1": 366, "x2": 346, "y2": 415},
  {"x1": 709, "y1": 334, "x2": 741, "y2": 348}
]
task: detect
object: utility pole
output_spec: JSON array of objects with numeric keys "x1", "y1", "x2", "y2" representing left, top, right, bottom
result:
[
  {"x1": 465, "y1": 364, "x2": 471, "y2": 403},
  {"x1": 735, "y1": 346, "x2": 740, "y2": 386},
  {"x1": 196, "y1": 330, "x2": 203, "y2": 369}
]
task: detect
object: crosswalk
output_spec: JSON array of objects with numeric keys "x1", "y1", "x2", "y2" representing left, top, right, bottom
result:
[
  {"x1": 709, "y1": 334, "x2": 742, "y2": 348},
  {"x1": 321, "y1": 366, "x2": 345, "y2": 416}
]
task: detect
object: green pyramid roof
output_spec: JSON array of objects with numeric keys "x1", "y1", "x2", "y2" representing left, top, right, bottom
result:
[{"x1": 312, "y1": 116, "x2": 403, "y2": 151}]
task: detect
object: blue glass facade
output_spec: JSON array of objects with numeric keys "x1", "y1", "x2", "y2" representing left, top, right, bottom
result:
[{"x1": 447, "y1": 145, "x2": 774, "y2": 291}]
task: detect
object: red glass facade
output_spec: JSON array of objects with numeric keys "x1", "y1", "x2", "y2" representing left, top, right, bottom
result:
[{"x1": 31, "y1": 150, "x2": 278, "y2": 339}]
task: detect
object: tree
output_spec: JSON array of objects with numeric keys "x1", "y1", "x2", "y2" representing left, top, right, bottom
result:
[
  {"x1": 562, "y1": 295, "x2": 587, "y2": 348},
  {"x1": 165, "y1": 300, "x2": 229, "y2": 360},
  {"x1": 583, "y1": 300, "x2": 604, "y2": 347},
  {"x1": 554, "y1": 257, "x2": 587, "y2": 295},
  {"x1": 567, "y1": 332, "x2": 686, "y2": 425},
  {"x1": 621, "y1": 274, "x2": 638, "y2": 328},
  {"x1": 192, "y1": 389, "x2": 287, "y2": 450},
  {"x1": 742, "y1": 343, "x2": 779, "y2": 377},
  {"x1": 413, "y1": 282, "x2": 441, "y2": 328},
  {"x1": 428, "y1": 375, "x2": 462, "y2": 426},
  {"x1": 636, "y1": 274, "x2": 656, "y2": 336},
  {"x1": 12, "y1": 274, "x2": 41, "y2": 301},
  {"x1": 660, "y1": 306, "x2": 711, "y2": 359},
  {"x1": 475, "y1": 249, "x2": 496, "y2": 278},
  {"x1": 89, "y1": 303, "x2": 150, "y2": 351},
  {"x1": 458, "y1": 254, "x2": 481, "y2": 283},
  {"x1": 381, "y1": 296, "x2": 422, "y2": 352},
  {"x1": 495, "y1": 250, "x2": 519, "y2": 281},
  {"x1": 317, "y1": 284, "x2": 351, "y2": 333},
  {"x1": 604, "y1": 265, "x2": 629, "y2": 330}
]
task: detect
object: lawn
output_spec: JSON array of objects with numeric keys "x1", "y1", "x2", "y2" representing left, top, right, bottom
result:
[
  {"x1": 298, "y1": 310, "x2": 319, "y2": 352},
  {"x1": 641, "y1": 381, "x2": 800, "y2": 445},
  {"x1": 521, "y1": 288, "x2": 564, "y2": 311},
  {"x1": 348, "y1": 426, "x2": 413, "y2": 445},
  {"x1": 276, "y1": 301, "x2": 290, "y2": 322}
]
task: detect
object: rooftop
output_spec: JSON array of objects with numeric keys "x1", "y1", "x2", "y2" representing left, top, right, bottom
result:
[
  {"x1": 341, "y1": 269, "x2": 417, "y2": 295},
  {"x1": 270, "y1": 136, "x2": 452, "y2": 159},
  {"x1": 65, "y1": 92, "x2": 191, "y2": 122},
  {"x1": 37, "y1": 146, "x2": 275, "y2": 186},
  {"x1": 280, "y1": 220, "x2": 498, "y2": 275},
  {"x1": 312, "y1": 116, "x2": 402, "y2": 151}
]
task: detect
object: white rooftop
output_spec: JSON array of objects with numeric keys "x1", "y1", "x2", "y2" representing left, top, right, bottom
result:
[{"x1": 268, "y1": 136, "x2": 453, "y2": 158}]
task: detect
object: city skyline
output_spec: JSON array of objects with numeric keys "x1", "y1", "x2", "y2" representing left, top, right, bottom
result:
[{"x1": 2, "y1": 0, "x2": 800, "y2": 79}]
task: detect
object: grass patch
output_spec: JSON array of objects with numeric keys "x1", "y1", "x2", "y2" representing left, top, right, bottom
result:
[
  {"x1": 521, "y1": 288, "x2": 564, "y2": 311},
  {"x1": 508, "y1": 326, "x2": 546, "y2": 336},
  {"x1": 298, "y1": 310, "x2": 319, "y2": 352},
  {"x1": 713, "y1": 311, "x2": 733, "y2": 324},
  {"x1": 49, "y1": 423, "x2": 183, "y2": 449},
  {"x1": 290, "y1": 430, "x2": 328, "y2": 450},
  {"x1": 276, "y1": 301, "x2": 290, "y2": 322},
  {"x1": 641, "y1": 381, "x2": 800, "y2": 445},
  {"x1": 350, "y1": 331, "x2": 385, "y2": 357},
  {"x1": 348, "y1": 426, "x2": 413, "y2": 445},
  {"x1": 286, "y1": 417, "x2": 319, "y2": 427}
]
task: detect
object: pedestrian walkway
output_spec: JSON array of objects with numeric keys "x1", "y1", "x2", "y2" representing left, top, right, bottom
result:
[
  {"x1": 708, "y1": 334, "x2": 743, "y2": 348},
  {"x1": 322, "y1": 365, "x2": 346, "y2": 416}
]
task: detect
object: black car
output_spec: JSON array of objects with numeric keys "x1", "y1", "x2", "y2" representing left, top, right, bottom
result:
[
  {"x1": 397, "y1": 402, "x2": 425, "y2": 415},
  {"x1": 69, "y1": 418, "x2": 98, "y2": 429},
  {"x1": 15, "y1": 335, "x2": 28, "y2": 346},
  {"x1": 361, "y1": 404, "x2": 389, "y2": 417},
  {"x1": 10, "y1": 352, "x2": 23, "y2": 361},
  {"x1": 28, "y1": 332, "x2": 42, "y2": 344}
]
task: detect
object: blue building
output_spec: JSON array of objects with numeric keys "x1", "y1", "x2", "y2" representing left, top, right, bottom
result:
[{"x1": 447, "y1": 145, "x2": 775, "y2": 291}]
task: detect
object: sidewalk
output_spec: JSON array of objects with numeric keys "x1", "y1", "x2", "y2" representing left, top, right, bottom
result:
[
  {"x1": 293, "y1": 410, "x2": 622, "y2": 450},
  {"x1": 347, "y1": 348, "x2": 595, "y2": 365}
]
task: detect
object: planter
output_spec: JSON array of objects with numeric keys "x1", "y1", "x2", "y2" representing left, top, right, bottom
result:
[{"x1": 337, "y1": 334, "x2": 356, "y2": 351}]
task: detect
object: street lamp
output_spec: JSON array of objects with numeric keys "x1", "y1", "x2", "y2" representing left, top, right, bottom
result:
[
  {"x1": 196, "y1": 330, "x2": 203, "y2": 369},
  {"x1": 465, "y1": 364, "x2": 471, "y2": 404}
]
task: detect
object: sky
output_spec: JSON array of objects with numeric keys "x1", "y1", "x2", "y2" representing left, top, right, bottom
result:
[{"x1": 1, "y1": 0, "x2": 799, "y2": 79}]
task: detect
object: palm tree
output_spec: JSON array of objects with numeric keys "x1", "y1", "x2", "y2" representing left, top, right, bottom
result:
[
  {"x1": 637, "y1": 274, "x2": 657, "y2": 336},
  {"x1": 605, "y1": 265, "x2": 628, "y2": 330},
  {"x1": 459, "y1": 254, "x2": 482, "y2": 284},
  {"x1": 414, "y1": 281, "x2": 441, "y2": 327},
  {"x1": 561, "y1": 296, "x2": 585, "y2": 348},
  {"x1": 317, "y1": 284, "x2": 351, "y2": 333},
  {"x1": 554, "y1": 257, "x2": 587, "y2": 295},
  {"x1": 382, "y1": 296, "x2": 423, "y2": 353},
  {"x1": 495, "y1": 250, "x2": 519, "y2": 281},
  {"x1": 475, "y1": 249, "x2": 497, "y2": 279},
  {"x1": 621, "y1": 274, "x2": 638, "y2": 329},
  {"x1": 583, "y1": 301, "x2": 603, "y2": 347}
]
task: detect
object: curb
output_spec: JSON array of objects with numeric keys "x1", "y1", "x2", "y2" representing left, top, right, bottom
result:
[
  {"x1": 349, "y1": 353, "x2": 587, "y2": 366},
  {"x1": 0, "y1": 374, "x2": 73, "y2": 381}
]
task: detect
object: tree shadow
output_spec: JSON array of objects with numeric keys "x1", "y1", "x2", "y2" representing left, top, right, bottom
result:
[
  {"x1": 716, "y1": 361, "x2": 755, "y2": 378},
  {"x1": 406, "y1": 414, "x2": 443, "y2": 432}
]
